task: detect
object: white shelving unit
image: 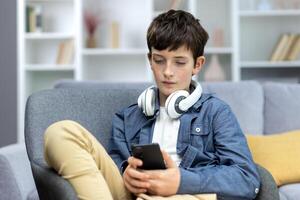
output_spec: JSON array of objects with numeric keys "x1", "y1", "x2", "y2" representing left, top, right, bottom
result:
[
  {"x1": 25, "y1": 64, "x2": 74, "y2": 71},
  {"x1": 241, "y1": 61, "x2": 300, "y2": 68},
  {"x1": 17, "y1": 0, "x2": 300, "y2": 142},
  {"x1": 239, "y1": 0, "x2": 300, "y2": 81},
  {"x1": 239, "y1": 9, "x2": 300, "y2": 17},
  {"x1": 18, "y1": 0, "x2": 77, "y2": 142},
  {"x1": 25, "y1": 33, "x2": 74, "y2": 40},
  {"x1": 191, "y1": 0, "x2": 238, "y2": 81}
]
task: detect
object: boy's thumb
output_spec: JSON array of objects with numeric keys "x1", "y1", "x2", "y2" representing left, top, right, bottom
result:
[{"x1": 161, "y1": 150, "x2": 176, "y2": 168}]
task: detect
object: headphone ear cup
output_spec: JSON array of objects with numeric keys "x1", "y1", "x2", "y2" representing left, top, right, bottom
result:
[
  {"x1": 165, "y1": 90, "x2": 189, "y2": 119},
  {"x1": 138, "y1": 87, "x2": 156, "y2": 116},
  {"x1": 137, "y1": 90, "x2": 145, "y2": 110}
]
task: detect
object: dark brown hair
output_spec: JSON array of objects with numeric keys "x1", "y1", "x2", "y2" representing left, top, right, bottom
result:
[{"x1": 147, "y1": 10, "x2": 209, "y2": 62}]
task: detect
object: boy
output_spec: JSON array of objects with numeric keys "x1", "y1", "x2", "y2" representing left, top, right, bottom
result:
[{"x1": 44, "y1": 10, "x2": 260, "y2": 200}]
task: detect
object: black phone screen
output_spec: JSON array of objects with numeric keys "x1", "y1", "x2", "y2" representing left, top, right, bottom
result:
[{"x1": 131, "y1": 143, "x2": 166, "y2": 170}]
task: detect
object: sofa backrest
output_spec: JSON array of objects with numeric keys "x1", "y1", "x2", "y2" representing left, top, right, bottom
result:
[
  {"x1": 56, "y1": 80, "x2": 265, "y2": 135},
  {"x1": 25, "y1": 81, "x2": 264, "y2": 164},
  {"x1": 263, "y1": 82, "x2": 300, "y2": 134},
  {"x1": 202, "y1": 81, "x2": 264, "y2": 135}
]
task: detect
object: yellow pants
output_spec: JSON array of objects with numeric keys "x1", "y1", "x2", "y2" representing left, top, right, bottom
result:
[{"x1": 44, "y1": 120, "x2": 216, "y2": 200}]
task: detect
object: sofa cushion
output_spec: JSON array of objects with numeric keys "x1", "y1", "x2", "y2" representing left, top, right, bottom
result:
[
  {"x1": 202, "y1": 81, "x2": 264, "y2": 135},
  {"x1": 27, "y1": 189, "x2": 39, "y2": 200},
  {"x1": 279, "y1": 192, "x2": 288, "y2": 200},
  {"x1": 0, "y1": 143, "x2": 37, "y2": 200},
  {"x1": 279, "y1": 183, "x2": 300, "y2": 200},
  {"x1": 246, "y1": 130, "x2": 300, "y2": 186},
  {"x1": 0, "y1": 151, "x2": 22, "y2": 200},
  {"x1": 264, "y1": 82, "x2": 300, "y2": 134}
]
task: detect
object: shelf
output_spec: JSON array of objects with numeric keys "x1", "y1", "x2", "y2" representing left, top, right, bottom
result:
[
  {"x1": 26, "y1": 0, "x2": 73, "y2": 2},
  {"x1": 239, "y1": 10, "x2": 300, "y2": 17},
  {"x1": 25, "y1": 33, "x2": 74, "y2": 40},
  {"x1": 82, "y1": 48, "x2": 148, "y2": 55},
  {"x1": 25, "y1": 64, "x2": 74, "y2": 71},
  {"x1": 240, "y1": 61, "x2": 300, "y2": 68},
  {"x1": 205, "y1": 47, "x2": 233, "y2": 54},
  {"x1": 83, "y1": 47, "x2": 233, "y2": 56}
]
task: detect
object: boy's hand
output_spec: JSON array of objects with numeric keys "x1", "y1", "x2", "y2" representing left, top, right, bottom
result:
[
  {"x1": 123, "y1": 156, "x2": 150, "y2": 195},
  {"x1": 142, "y1": 150, "x2": 180, "y2": 196}
]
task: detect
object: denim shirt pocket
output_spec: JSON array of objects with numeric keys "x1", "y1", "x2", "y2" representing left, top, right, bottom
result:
[{"x1": 190, "y1": 122, "x2": 211, "y2": 149}]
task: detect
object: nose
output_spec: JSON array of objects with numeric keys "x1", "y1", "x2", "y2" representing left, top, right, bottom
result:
[{"x1": 163, "y1": 61, "x2": 174, "y2": 78}]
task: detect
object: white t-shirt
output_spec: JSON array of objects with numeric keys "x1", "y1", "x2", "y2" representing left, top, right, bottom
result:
[{"x1": 152, "y1": 107, "x2": 182, "y2": 166}]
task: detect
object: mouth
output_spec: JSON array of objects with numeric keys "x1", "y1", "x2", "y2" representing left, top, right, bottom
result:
[
  {"x1": 162, "y1": 80, "x2": 175, "y2": 84},
  {"x1": 162, "y1": 81, "x2": 176, "y2": 86}
]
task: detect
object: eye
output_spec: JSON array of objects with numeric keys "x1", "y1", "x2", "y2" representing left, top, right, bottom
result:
[
  {"x1": 154, "y1": 59, "x2": 165, "y2": 64},
  {"x1": 176, "y1": 61, "x2": 186, "y2": 66}
]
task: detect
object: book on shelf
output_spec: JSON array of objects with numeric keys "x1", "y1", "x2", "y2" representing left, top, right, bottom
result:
[
  {"x1": 270, "y1": 33, "x2": 300, "y2": 62},
  {"x1": 110, "y1": 21, "x2": 120, "y2": 49},
  {"x1": 26, "y1": 6, "x2": 31, "y2": 32},
  {"x1": 286, "y1": 35, "x2": 300, "y2": 61},
  {"x1": 56, "y1": 40, "x2": 74, "y2": 65},
  {"x1": 26, "y1": 4, "x2": 43, "y2": 33},
  {"x1": 270, "y1": 34, "x2": 290, "y2": 61},
  {"x1": 279, "y1": 34, "x2": 298, "y2": 61}
]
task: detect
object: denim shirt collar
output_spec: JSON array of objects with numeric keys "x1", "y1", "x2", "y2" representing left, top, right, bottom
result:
[
  {"x1": 191, "y1": 93, "x2": 214, "y2": 110},
  {"x1": 124, "y1": 88, "x2": 214, "y2": 143}
]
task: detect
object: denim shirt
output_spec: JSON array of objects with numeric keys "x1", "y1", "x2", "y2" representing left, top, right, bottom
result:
[{"x1": 108, "y1": 93, "x2": 261, "y2": 200}]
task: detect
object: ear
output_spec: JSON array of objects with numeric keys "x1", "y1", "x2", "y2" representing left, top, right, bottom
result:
[{"x1": 192, "y1": 56, "x2": 205, "y2": 76}]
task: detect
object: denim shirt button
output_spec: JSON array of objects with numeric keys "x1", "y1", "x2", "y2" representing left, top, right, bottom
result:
[
  {"x1": 195, "y1": 127, "x2": 201, "y2": 132},
  {"x1": 255, "y1": 188, "x2": 259, "y2": 194}
]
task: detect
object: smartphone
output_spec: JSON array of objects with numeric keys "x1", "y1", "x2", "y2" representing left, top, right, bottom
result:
[{"x1": 131, "y1": 143, "x2": 166, "y2": 170}]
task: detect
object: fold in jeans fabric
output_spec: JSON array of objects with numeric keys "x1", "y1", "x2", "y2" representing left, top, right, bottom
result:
[{"x1": 136, "y1": 193, "x2": 217, "y2": 200}]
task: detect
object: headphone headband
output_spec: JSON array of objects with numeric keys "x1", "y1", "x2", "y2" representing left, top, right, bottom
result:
[
  {"x1": 178, "y1": 80, "x2": 202, "y2": 112},
  {"x1": 138, "y1": 80, "x2": 202, "y2": 119}
]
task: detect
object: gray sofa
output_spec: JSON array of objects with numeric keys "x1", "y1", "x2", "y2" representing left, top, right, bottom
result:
[
  {"x1": 0, "y1": 143, "x2": 38, "y2": 200},
  {"x1": 1, "y1": 80, "x2": 300, "y2": 199}
]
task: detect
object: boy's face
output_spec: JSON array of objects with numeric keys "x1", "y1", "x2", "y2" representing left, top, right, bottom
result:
[{"x1": 148, "y1": 46, "x2": 205, "y2": 106}]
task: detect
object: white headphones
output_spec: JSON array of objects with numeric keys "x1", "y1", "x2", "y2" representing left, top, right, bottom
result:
[{"x1": 137, "y1": 80, "x2": 202, "y2": 119}]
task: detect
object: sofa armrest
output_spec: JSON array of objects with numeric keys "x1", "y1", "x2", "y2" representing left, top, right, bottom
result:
[
  {"x1": 31, "y1": 161, "x2": 77, "y2": 200},
  {"x1": 255, "y1": 164, "x2": 280, "y2": 200},
  {"x1": 0, "y1": 143, "x2": 37, "y2": 200}
]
